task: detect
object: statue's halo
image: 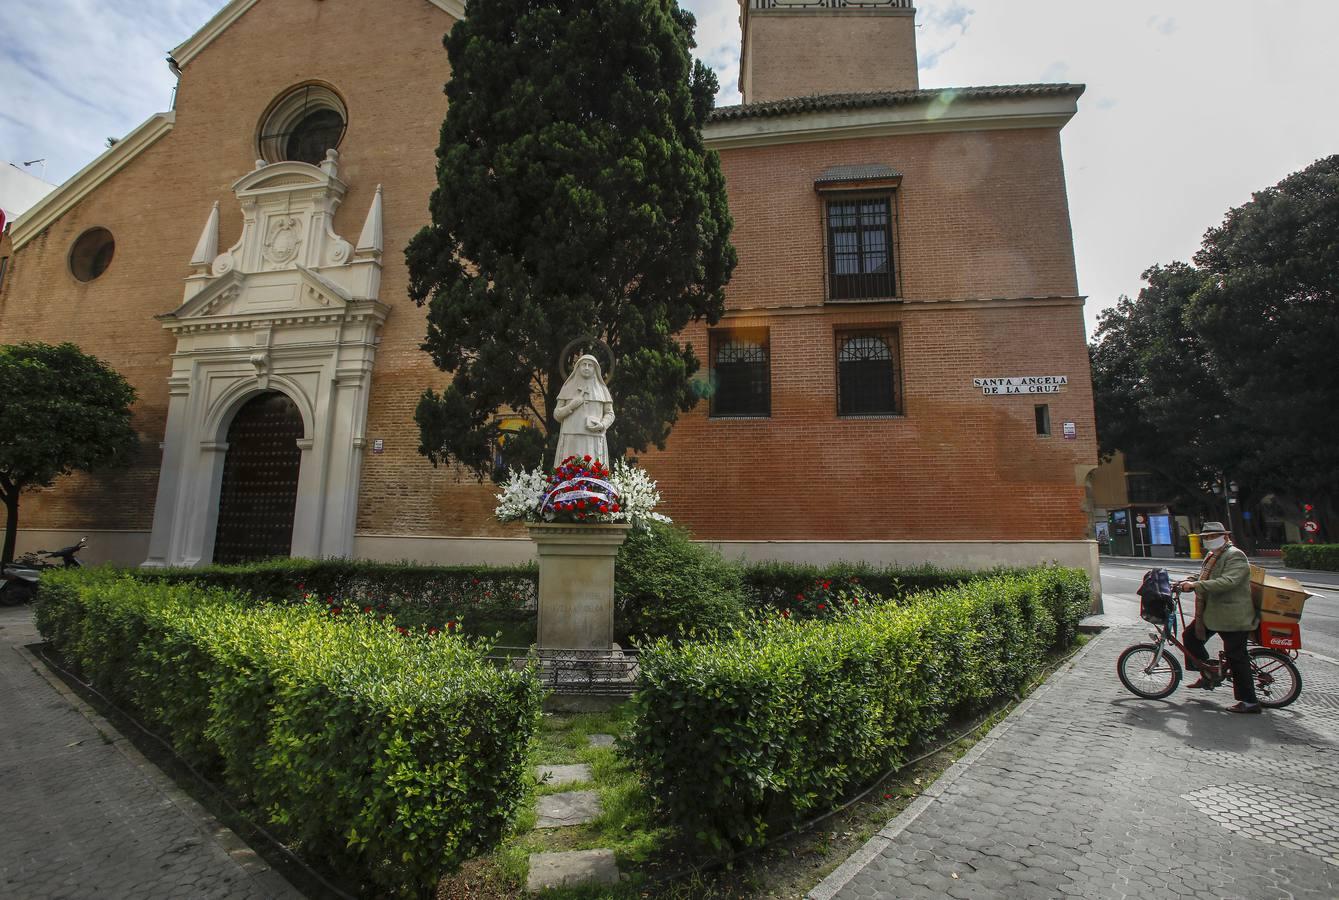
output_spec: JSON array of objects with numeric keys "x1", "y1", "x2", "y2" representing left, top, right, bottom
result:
[{"x1": 559, "y1": 336, "x2": 616, "y2": 381}]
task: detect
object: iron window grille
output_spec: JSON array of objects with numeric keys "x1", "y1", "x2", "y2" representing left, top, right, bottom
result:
[
  {"x1": 710, "y1": 330, "x2": 771, "y2": 417},
  {"x1": 258, "y1": 85, "x2": 348, "y2": 166},
  {"x1": 825, "y1": 195, "x2": 899, "y2": 301},
  {"x1": 837, "y1": 331, "x2": 900, "y2": 416}
]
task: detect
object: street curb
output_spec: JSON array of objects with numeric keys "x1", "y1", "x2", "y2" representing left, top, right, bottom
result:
[
  {"x1": 15, "y1": 644, "x2": 304, "y2": 899},
  {"x1": 806, "y1": 631, "x2": 1114, "y2": 900},
  {"x1": 1100, "y1": 557, "x2": 1337, "y2": 592}
]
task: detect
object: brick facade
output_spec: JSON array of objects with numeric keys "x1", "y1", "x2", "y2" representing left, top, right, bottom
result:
[{"x1": 0, "y1": 0, "x2": 1096, "y2": 565}]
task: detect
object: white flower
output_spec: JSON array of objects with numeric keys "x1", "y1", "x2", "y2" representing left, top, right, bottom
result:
[
  {"x1": 494, "y1": 467, "x2": 550, "y2": 523},
  {"x1": 608, "y1": 461, "x2": 671, "y2": 529}
]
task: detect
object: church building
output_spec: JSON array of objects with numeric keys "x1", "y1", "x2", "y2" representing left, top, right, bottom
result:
[{"x1": 0, "y1": 0, "x2": 1099, "y2": 587}]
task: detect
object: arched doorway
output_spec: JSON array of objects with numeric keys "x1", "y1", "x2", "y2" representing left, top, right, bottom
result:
[{"x1": 213, "y1": 392, "x2": 304, "y2": 564}]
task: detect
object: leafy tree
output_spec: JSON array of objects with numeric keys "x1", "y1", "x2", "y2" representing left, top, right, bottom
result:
[
  {"x1": 1090, "y1": 156, "x2": 1339, "y2": 536},
  {"x1": 0, "y1": 343, "x2": 138, "y2": 563},
  {"x1": 406, "y1": 0, "x2": 736, "y2": 478},
  {"x1": 1188, "y1": 155, "x2": 1339, "y2": 525},
  {"x1": 1089, "y1": 263, "x2": 1240, "y2": 511}
]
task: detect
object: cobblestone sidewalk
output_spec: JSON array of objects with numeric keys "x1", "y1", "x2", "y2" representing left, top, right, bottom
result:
[
  {"x1": 811, "y1": 626, "x2": 1339, "y2": 900},
  {"x1": 0, "y1": 606, "x2": 300, "y2": 899}
]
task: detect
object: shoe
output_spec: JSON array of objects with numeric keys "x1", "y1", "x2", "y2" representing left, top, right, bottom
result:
[
  {"x1": 1226, "y1": 702, "x2": 1263, "y2": 714},
  {"x1": 1187, "y1": 677, "x2": 1217, "y2": 690}
]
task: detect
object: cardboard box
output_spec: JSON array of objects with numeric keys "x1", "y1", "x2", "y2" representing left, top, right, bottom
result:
[{"x1": 1250, "y1": 565, "x2": 1311, "y2": 650}]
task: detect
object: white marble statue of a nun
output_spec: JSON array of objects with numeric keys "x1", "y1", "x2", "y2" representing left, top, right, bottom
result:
[{"x1": 554, "y1": 354, "x2": 615, "y2": 465}]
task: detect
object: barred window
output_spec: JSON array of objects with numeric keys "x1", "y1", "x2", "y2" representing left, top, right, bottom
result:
[
  {"x1": 259, "y1": 84, "x2": 347, "y2": 166},
  {"x1": 826, "y1": 196, "x2": 896, "y2": 300},
  {"x1": 837, "y1": 331, "x2": 899, "y2": 416},
  {"x1": 710, "y1": 330, "x2": 770, "y2": 417}
]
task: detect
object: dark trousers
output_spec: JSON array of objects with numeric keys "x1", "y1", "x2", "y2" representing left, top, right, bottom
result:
[{"x1": 1183, "y1": 620, "x2": 1258, "y2": 704}]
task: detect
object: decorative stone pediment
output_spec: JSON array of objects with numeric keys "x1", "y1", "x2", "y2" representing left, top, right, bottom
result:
[{"x1": 178, "y1": 149, "x2": 382, "y2": 310}]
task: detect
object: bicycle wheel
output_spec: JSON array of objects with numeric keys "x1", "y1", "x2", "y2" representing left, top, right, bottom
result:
[
  {"x1": 1118, "y1": 643, "x2": 1182, "y2": 699},
  {"x1": 1249, "y1": 648, "x2": 1302, "y2": 709}
]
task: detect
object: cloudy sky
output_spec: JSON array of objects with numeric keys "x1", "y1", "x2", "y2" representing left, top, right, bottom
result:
[{"x1": 3, "y1": 0, "x2": 1338, "y2": 334}]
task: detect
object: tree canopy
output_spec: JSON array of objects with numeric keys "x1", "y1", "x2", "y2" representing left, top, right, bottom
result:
[
  {"x1": 406, "y1": 0, "x2": 736, "y2": 478},
  {"x1": 0, "y1": 342, "x2": 138, "y2": 563},
  {"x1": 1090, "y1": 155, "x2": 1339, "y2": 533}
]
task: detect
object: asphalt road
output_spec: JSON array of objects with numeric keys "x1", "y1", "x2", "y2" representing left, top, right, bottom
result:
[{"x1": 1099, "y1": 559, "x2": 1339, "y2": 662}]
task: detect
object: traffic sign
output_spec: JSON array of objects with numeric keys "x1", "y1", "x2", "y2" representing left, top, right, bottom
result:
[
  {"x1": 1135, "y1": 514, "x2": 1146, "y2": 525},
  {"x1": 1303, "y1": 520, "x2": 1320, "y2": 534}
]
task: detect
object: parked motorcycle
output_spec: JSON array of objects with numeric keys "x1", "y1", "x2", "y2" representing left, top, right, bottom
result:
[{"x1": 0, "y1": 537, "x2": 87, "y2": 606}]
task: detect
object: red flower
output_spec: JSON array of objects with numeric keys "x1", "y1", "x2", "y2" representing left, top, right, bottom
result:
[
  {"x1": 797, "y1": 593, "x2": 805, "y2": 601},
  {"x1": 429, "y1": 627, "x2": 439, "y2": 635},
  {"x1": 822, "y1": 580, "x2": 831, "y2": 590},
  {"x1": 817, "y1": 603, "x2": 826, "y2": 611},
  {"x1": 584, "y1": 454, "x2": 592, "y2": 462},
  {"x1": 396, "y1": 626, "x2": 407, "y2": 635},
  {"x1": 331, "y1": 606, "x2": 342, "y2": 615},
  {"x1": 577, "y1": 500, "x2": 587, "y2": 509},
  {"x1": 611, "y1": 503, "x2": 621, "y2": 512},
  {"x1": 296, "y1": 582, "x2": 305, "y2": 591},
  {"x1": 599, "y1": 504, "x2": 609, "y2": 514},
  {"x1": 447, "y1": 620, "x2": 457, "y2": 630},
  {"x1": 781, "y1": 609, "x2": 791, "y2": 619},
  {"x1": 362, "y1": 606, "x2": 372, "y2": 613}
]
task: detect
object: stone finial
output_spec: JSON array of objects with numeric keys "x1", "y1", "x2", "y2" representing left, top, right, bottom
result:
[
  {"x1": 190, "y1": 201, "x2": 220, "y2": 269},
  {"x1": 321, "y1": 148, "x2": 340, "y2": 177},
  {"x1": 356, "y1": 184, "x2": 384, "y2": 257}
]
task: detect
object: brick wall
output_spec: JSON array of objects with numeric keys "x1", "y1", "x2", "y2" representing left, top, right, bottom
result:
[
  {"x1": 743, "y1": 9, "x2": 919, "y2": 103},
  {"x1": 0, "y1": 0, "x2": 1094, "y2": 549}
]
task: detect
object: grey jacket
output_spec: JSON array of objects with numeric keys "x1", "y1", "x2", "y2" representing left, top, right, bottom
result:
[{"x1": 1196, "y1": 544, "x2": 1258, "y2": 633}]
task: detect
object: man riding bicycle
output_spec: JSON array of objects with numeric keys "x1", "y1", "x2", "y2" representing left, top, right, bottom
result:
[{"x1": 1175, "y1": 521, "x2": 1261, "y2": 714}]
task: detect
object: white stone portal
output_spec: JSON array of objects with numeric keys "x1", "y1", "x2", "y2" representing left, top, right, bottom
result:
[{"x1": 144, "y1": 152, "x2": 389, "y2": 567}]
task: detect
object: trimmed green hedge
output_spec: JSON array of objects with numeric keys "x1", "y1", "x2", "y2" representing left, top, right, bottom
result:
[
  {"x1": 130, "y1": 557, "x2": 539, "y2": 640},
  {"x1": 36, "y1": 570, "x2": 542, "y2": 897},
  {"x1": 1281, "y1": 544, "x2": 1339, "y2": 571},
  {"x1": 625, "y1": 567, "x2": 1091, "y2": 850}
]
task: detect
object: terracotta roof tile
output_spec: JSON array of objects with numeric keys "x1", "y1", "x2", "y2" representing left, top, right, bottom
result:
[{"x1": 708, "y1": 83, "x2": 1086, "y2": 122}]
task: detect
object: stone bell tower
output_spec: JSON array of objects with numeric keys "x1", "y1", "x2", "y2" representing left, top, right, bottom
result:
[{"x1": 738, "y1": 0, "x2": 920, "y2": 104}]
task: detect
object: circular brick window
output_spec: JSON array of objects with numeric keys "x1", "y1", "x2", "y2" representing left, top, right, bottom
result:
[
  {"x1": 259, "y1": 84, "x2": 347, "y2": 166},
  {"x1": 69, "y1": 227, "x2": 116, "y2": 282}
]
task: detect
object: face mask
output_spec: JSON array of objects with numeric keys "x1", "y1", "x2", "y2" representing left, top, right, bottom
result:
[{"x1": 1203, "y1": 536, "x2": 1226, "y2": 551}]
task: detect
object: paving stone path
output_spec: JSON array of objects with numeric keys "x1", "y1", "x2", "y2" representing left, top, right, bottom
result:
[
  {"x1": 525, "y1": 732, "x2": 623, "y2": 892},
  {"x1": 0, "y1": 606, "x2": 299, "y2": 900},
  {"x1": 811, "y1": 626, "x2": 1339, "y2": 900}
]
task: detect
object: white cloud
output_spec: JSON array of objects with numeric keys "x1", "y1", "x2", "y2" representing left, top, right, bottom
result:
[{"x1": 0, "y1": 0, "x2": 217, "y2": 184}]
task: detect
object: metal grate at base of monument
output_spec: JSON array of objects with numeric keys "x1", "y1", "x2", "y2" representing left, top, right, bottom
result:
[{"x1": 488, "y1": 647, "x2": 640, "y2": 696}]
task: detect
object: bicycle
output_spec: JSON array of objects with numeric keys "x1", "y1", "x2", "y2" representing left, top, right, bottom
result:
[{"x1": 1117, "y1": 588, "x2": 1302, "y2": 708}]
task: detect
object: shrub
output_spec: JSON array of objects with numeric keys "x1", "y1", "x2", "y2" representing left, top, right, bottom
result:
[
  {"x1": 738, "y1": 560, "x2": 1022, "y2": 613},
  {"x1": 624, "y1": 566, "x2": 1090, "y2": 851},
  {"x1": 1281, "y1": 544, "x2": 1339, "y2": 571},
  {"x1": 127, "y1": 558, "x2": 539, "y2": 640},
  {"x1": 36, "y1": 570, "x2": 542, "y2": 897},
  {"x1": 614, "y1": 521, "x2": 747, "y2": 641}
]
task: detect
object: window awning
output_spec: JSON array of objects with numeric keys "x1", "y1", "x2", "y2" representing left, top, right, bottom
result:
[{"x1": 814, "y1": 164, "x2": 903, "y2": 192}]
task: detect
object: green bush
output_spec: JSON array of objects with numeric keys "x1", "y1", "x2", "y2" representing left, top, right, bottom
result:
[
  {"x1": 36, "y1": 570, "x2": 542, "y2": 897},
  {"x1": 1281, "y1": 544, "x2": 1339, "y2": 571},
  {"x1": 624, "y1": 566, "x2": 1090, "y2": 851},
  {"x1": 127, "y1": 557, "x2": 539, "y2": 641},
  {"x1": 738, "y1": 560, "x2": 1021, "y2": 614},
  {"x1": 615, "y1": 521, "x2": 747, "y2": 641}
]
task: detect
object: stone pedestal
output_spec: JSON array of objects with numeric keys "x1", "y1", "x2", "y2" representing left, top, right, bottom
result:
[{"x1": 528, "y1": 523, "x2": 631, "y2": 650}]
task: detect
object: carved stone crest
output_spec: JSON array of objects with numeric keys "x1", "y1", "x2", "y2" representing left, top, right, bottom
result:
[{"x1": 264, "y1": 216, "x2": 303, "y2": 266}]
